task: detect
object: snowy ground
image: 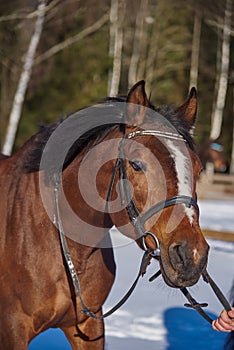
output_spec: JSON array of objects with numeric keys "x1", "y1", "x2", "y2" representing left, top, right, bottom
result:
[{"x1": 29, "y1": 199, "x2": 234, "y2": 350}]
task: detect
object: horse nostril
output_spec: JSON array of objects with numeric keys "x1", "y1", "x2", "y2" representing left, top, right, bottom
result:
[{"x1": 169, "y1": 242, "x2": 187, "y2": 269}]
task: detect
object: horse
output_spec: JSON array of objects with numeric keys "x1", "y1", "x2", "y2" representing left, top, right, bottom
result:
[
  {"x1": 198, "y1": 140, "x2": 227, "y2": 173},
  {"x1": 0, "y1": 153, "x2": 8, "y2": 160},
  {"x1": 0, "y1": 81, "x2": 209, "y2": 349}
]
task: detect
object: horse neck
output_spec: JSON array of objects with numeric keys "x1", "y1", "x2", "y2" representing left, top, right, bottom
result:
[{"x1": 59, "y1": 127, "x2": 123, "y2": 247}]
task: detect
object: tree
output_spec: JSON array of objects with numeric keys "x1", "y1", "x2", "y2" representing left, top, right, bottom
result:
[
  {"x1": 189, "y1": 5, "x2": 202, "y2": 89},
  {"x1": 230, "y1": 80, "x2": 234, "y2": 174},
  {"x1": 0, "y1": 0, "x2": 36, "y2": 145},
  {"x1": 108, "y1": 0, "x2": 125, "y2": 96},
  {"x1": 230, "y1": 122, "x2": 234, "y2": 174},
  {"x1": 0, "y1": 0, "x2": 233, "y2": 164},
  {"x1": 210, "y1": 0, "x2": 232, "y2": 140},
  {"x1": 2, "y1": 0, "x2": 47, "y2": 155},
  {"x1": 34, "y1": 12, "x2": 109, "y2": 65},
  {"x1": 128, "y1": 0, "x2": 149, "y2": 88}
]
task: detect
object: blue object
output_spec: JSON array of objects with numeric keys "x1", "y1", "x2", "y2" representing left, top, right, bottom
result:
[
  {"x1": 210, "y1": 143, "x2": 223, "y2": 152},
  {"x1": 29, "y1": 329, "x2": 71, "y2": 350},
  {"x1": 164, "y1": 307, "x2": 227, "y2": 350}
]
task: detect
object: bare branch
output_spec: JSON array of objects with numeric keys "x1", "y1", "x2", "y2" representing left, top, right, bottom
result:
[
  {"x1": 34, "y1": 12, "x2": 109, "y2": 65},
  {"x1": 206, "y1": 18, "x2": 234, "y2": 37},
  {"x1": 0, "y1": 0, "x2": 60, "y2": 22}
]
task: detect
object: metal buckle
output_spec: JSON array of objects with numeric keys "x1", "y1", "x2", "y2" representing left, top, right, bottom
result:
[{"x1": 142, "y1": 231, "x2": 161, "y2": 257}]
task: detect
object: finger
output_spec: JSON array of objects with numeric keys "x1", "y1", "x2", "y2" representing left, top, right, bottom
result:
[
  {"x1": 212, "y1": 319, "x2": 231, "y2": 332},
  {"x1": 220, "y1": 310, "x2": 234, "y2": 330},
  {"x1": 218, "y1": 313, "x2": 234, "y2": 331},
  {"x1": 220, "y1": 310, "x2": 232, "y2": 324},
  {"x1": 212, "y1": 320, "x2": 219, "y2": 331},
  {"x1": 228, "y1": 308, "x2": 234, "y2": 319}
]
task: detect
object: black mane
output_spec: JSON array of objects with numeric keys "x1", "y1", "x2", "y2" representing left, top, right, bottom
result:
[{"x1": 23, "y1": 97, "x2": 194, "y2": 174}]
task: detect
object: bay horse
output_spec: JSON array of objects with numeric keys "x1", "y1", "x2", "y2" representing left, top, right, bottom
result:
[
  {"x1": 198, "y1": 140, "x2": 227, "y2": 173},
  {"x1": 0, "y1": 81, "x2": 209, "y2": 349}
]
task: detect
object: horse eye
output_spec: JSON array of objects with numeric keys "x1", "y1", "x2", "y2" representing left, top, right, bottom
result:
[{"x1": 129, "y1": 160, "x2": 146, "y2": 172}]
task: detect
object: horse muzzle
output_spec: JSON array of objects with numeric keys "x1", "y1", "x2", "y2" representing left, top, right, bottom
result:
[{"x1": 159, "y1": 239, "x2": 209, "y2": 288}]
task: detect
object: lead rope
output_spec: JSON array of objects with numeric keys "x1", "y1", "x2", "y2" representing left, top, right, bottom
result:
[
  {"x1": 149, "y1": 270, "x2": 213, "y2": 323},
  {"x1": 180, "y1": 269, "x2": 232, "y2": 324},
  {"x1": 202, "y1": 270, "x2": 232, "y2": 314},
  {"x1": 148, "y1": 269, "x2": 232, "y2": 325}
]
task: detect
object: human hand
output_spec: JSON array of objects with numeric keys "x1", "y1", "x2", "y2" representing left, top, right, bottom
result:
[{"x1": 212, "y1": 307, "x2": 234, "y2": 332}]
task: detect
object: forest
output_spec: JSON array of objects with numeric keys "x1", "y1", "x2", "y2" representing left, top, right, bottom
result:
[{"x1": 0, "y1": 0, "x2": 233, "y2": 171}]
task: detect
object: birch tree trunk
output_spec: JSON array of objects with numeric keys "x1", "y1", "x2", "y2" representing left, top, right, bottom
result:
[
  {"x1": 108, "y1": 0, "x2": 125, "y2": 97},
  {"x1": 145, "y1": 3, "x2": 160, "y2": 91},
  {"x1": 230, "y1": 125, "x2": 234, "y2": 174},
  {"x1": 145, "y1": 25, "x2": 158, "y2": 91},
  {"x1": 210, "y1": 0, "x2": 232, "y2": 140},
  {"x1": 189, "y1": 6, "x2": 202, "y2": 89},
  {"x1": 128, "y1": 0, "x2": 148, "y2": 88},
  {"x1": 211, "y1": 18, "x2": 222, "y2": 131},
  {"x1": 2, "y1": 0, "x2": 47, "y2": 156},
  {"x1": 230, "y1": 87, "x2": 234, "y2": 174}
]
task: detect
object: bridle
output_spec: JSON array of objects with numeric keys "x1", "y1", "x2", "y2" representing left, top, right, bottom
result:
[
  {"x1": 53, "y1": 128, "x2": 231, "y2": 324},
  {"x1": 106, "y1": 129, "x2": 199, "y2": 255}
]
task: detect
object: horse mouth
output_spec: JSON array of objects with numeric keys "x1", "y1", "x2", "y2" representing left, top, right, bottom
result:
[{"x1": 158, "y1": 256, "x2": 207, "y2": 289}]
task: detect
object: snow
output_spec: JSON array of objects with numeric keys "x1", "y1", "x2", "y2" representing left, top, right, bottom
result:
[
  {"x1": 199, "y1": 200, "x2": 234, "y2": 233},
  {"x1": 29, "y1": 199, "x2": 234, "y2": 350}
]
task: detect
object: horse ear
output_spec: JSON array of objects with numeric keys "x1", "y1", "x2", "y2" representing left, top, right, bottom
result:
[
  {"x1": 125, "y1": 80, "x2": 149, "y2": 125},
  {"x1": 176, "y1": 87, "x2": 197, "y2": 128}
]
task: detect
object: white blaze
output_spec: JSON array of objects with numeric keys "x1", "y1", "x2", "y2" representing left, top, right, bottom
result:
[{"x1": 166, "y1": 140, "x2": 195, "y2": 224}]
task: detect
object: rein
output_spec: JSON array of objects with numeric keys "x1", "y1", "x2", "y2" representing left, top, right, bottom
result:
[{"x1": 53, "y1": 129, "x2": 231, "y2": 324}]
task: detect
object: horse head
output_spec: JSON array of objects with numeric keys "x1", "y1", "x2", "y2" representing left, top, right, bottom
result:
[
  {"x1": 39, "y1": 80, "x2": 209, "y2": 289},
  {"x1": 109, "y1": 81, "x2": 209, "y2": 288},
  {"x1": 208, "y1": 142, "x2": 227, "y2": 173},
  {"x1": 199, "y1": 140, "x2": 227, "y2": 173}
]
